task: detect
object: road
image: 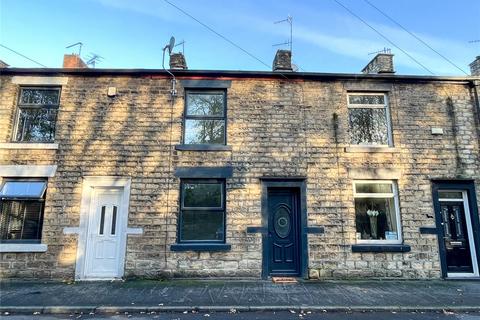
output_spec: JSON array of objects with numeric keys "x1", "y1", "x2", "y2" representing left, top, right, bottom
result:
[{"x1": 2, "y1": 311, "x2": 480, "y2": 319}]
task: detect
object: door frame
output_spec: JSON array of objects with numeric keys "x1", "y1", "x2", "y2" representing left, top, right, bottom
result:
[
  {"x1": 75, "y1": 176, "x2": 131, "y2": 280},
  {"x1": 260, "y1": 178, "x2": 308, "y2": 279},
  {"x1": 432, "y1": 180, "x2": 480, "y2": 279}
]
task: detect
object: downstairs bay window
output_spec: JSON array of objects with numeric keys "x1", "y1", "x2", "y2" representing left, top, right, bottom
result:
[{"x1": 353, "y1": 180, "x2": 402, "y2": 244}]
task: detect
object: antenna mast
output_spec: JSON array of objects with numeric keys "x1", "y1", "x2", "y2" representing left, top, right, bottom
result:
[
  {"x1": 273, "y1": 15, "x2": 293, "y2": 52},
  {"x1": 66, "y1": 42, "x2": 83, "y2": 56},
  {"x1": 368, "y1": 47, "x2": 392, "y2": 55},
  {"x1": 174, "y1": 40, "x2": 185, "y2": 55}
]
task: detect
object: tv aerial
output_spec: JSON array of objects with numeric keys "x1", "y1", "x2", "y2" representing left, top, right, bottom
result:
[
  {"x1": 66, "y1": 42, "x2": 83, "y2": 56},
  {"x1": 368, "y1": 47, "x2": 392, "y2": 55},
  {"x1": 86, "y1": 53, "x2": 103, "y2": 68},
  {"x1": 174, "y1": 39, "x2": 185, "y2": 55},
  {"x1": 273, "y1": 15, "x2": 293, "y2": 52}
]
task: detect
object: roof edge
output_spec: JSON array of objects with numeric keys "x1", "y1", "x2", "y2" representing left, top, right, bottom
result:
[{"x1": 1, "y1": 67, "x2": 478, "y2": 82}]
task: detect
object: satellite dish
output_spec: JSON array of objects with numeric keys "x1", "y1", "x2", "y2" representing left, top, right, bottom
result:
[{"x1": 168, "y1": 36, "x2": 175, "y2": 55}]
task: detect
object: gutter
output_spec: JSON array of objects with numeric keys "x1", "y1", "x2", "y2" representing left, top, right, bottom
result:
[{"x1": 1, "y1": 67, "x2": 479, "y2": 83}]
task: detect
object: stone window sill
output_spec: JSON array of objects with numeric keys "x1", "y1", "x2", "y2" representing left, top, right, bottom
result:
[
  {"x1": 351, "y1": 244, "x2": 411, "y2": 253},
  {"x1": 175, "y1": 144, "x2": 232, "y2": 152},
  {"x1": 0, "y1": 243, "x2": 48, "y2": 253},
  {"x1": 170, "y1": 243, "x2": 231, "y2": 252},
  {"x1": 0, "y1": 143, "x2": 59, "y2": 150},
  {"x1": 344, "y1": 146, "x2": 398, "y2": 153}
]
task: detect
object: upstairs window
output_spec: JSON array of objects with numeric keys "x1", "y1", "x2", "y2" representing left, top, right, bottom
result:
[
  {"x1": 353, "y1": 180, "x2": 401, "y2": 244},
  {"x1": 184, "y1": 90, "x2": 226, "y2": 145},
  {"x1": 0, "y1": 180, "x2": 47, "y2": 243},
  {"x1": 179, "y1": 179, "x2": 226, "y2": 242},
  {"x1": 348, "y1": 93, "x2": 391, "y2": 146},
  {"x1": 14, "y1": 87, "x2": 60, "y2": 142}
]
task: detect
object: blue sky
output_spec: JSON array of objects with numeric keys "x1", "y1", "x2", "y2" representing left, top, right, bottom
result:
[{"x1": 0, "y1": 0, "x2": 479, "y2": 75}]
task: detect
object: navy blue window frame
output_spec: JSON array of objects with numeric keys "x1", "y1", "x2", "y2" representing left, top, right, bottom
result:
[
  {"x1": 0, "y1": 178, "x2": 47, "y2": 244},
  {"x1": 177, "y1": 178, "x2": 226, "y2": 244},
  {"x1": 182, "y1": 89, "x2": 227, "y2": 146}
]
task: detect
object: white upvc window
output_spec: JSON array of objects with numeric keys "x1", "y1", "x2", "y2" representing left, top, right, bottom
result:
[
  {"x1": 353, "y1": 180, "x2": 402, "y2": 244},
  {"x1": 347, "y1": 93, "x2": 392, "y2": 146}
]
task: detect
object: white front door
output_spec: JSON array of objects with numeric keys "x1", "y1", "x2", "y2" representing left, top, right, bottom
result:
[{"x1": 84, "y1": 188, "x2": 124, "y2": 279}]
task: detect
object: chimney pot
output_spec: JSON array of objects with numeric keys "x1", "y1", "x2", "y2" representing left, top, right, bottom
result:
[
  {"x1": 169, "y1": 53, "x2": 187, "y2": 70},
  {"x1": 63, "y1": 54, "x2": 88, "y2": 68},
  {"x1": 469, "y1": 56, "x2": 480, "y2": 76},
  {"x1": 272, "y1": 49, "x2": 293, "y2": 72},
  {"x1": 362, "y1": 53, "x2": 395, "y2": 74}
]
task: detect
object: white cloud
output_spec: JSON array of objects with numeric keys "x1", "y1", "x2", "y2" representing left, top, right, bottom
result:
[{"x1": 92, "y1": 0, "x2": 476, "y2": 74}]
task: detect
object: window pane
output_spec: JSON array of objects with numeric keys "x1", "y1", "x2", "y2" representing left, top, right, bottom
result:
[
  {"x1": 438, "y1": 191, "x2": 463, "y2": 199},
  {"x1": 186, "y1": 92, "x2": 224, "y2": 116},
  {"x1": 1, "y1": 181, "x2": 47, "y2": 198},
  {"x1": 16, "y1": 107, "x2": 58, "y2": 142},
  {"x1": 349, "y1": 108, "x2": 388, "y2": 145},
  {"x1": 20, "y1": 88, "x2": 60, "y2": 105},
  {"x1": 349, "y1": 94, "x2": 385, "y2": 105},
  {"x1": 185, "y1": 119, "x2": 225, "y2": 144},
  {"x1": 183, "y1": 183, "x2": 222, "y2": 208},
  {"x1": 181, "y1": 210, "x2": 224, "y2": 241},
  {"x1": 0, "y1": 200, "x2": 43, "y2": 241},
  {"x1": 355, "y1": 197, "x2": 398, "y2": 240},
  {"x1": 355, "y1": 183, "x2": 393, "y2": 194}
]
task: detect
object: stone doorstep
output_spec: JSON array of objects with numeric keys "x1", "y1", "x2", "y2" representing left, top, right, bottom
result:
[{"x1": 271, "y1": 276, "x2": 298, "y2": 284}]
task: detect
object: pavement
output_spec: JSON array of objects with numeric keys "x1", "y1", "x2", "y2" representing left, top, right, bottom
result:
[{"x1": 0, "y1": 279, "x2": 479, "y2": 315}]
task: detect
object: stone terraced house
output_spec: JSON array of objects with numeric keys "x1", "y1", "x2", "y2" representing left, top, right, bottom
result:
[{"x1": 0, "y1": 51, "x2": 479, "y2": 281}]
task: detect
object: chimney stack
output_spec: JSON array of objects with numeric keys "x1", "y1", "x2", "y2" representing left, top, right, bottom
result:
[
  {"x1": 362, "y1": 53, "x2": 395, "y2": 74},
  {"x1": 169, "y1": 52, "x2": 187, "y2": 70},
  {"x1": 272, "y1": 49, "x2": 293, "y2": 72},
  {"x1": 470, "y1": 56, "x2": 480, "y2": 76},
  {"x1": 63, "y1": 54, "x2": 88, "y2": 68}
]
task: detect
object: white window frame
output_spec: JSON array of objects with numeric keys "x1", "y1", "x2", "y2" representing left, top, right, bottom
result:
[
  {"x1": 347, "y1": 92, "x2": 393, "y2": 147},
  {"x1": 438, "y1": 190, "x2": 479, "y2": 278},
  {"x1": 0, "y1": 165, "x2": 57, "y2": 253},
  {"x1": 353, "y1": 180, "x2": 402, "y2": 245}
]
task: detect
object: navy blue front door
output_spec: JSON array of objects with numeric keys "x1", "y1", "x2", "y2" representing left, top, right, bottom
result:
[{"x1": 267, "y1": 188, "x2": 300, "y2": 276}]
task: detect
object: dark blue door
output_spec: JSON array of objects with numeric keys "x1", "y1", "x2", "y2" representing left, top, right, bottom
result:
[{"x1": 267, "y1": 188, "x2": 300, "y2": 276}]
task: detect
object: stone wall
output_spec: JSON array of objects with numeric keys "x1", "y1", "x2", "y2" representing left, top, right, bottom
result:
[{"x1": 0, "y1": 73, "x2": 479, "y2": 280}]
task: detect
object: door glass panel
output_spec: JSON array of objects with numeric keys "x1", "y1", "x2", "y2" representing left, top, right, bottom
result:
[
  {"x1": 274, "y1": 206, "x2": 291, "y2": 238},
  {"x1": 438, "y1": 191, "x2": 463, "y2": 199},
  {"x1": 99, "y1": 206, "x2": 105, "y2": 235},
  {"x1": 111, "y1": 206, "x2": 117, "y2": 235}
]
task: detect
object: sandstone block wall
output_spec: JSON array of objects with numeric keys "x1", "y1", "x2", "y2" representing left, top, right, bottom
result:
[{"x1": 0, "y1": 73, "x2": 479, "y2": 279}]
